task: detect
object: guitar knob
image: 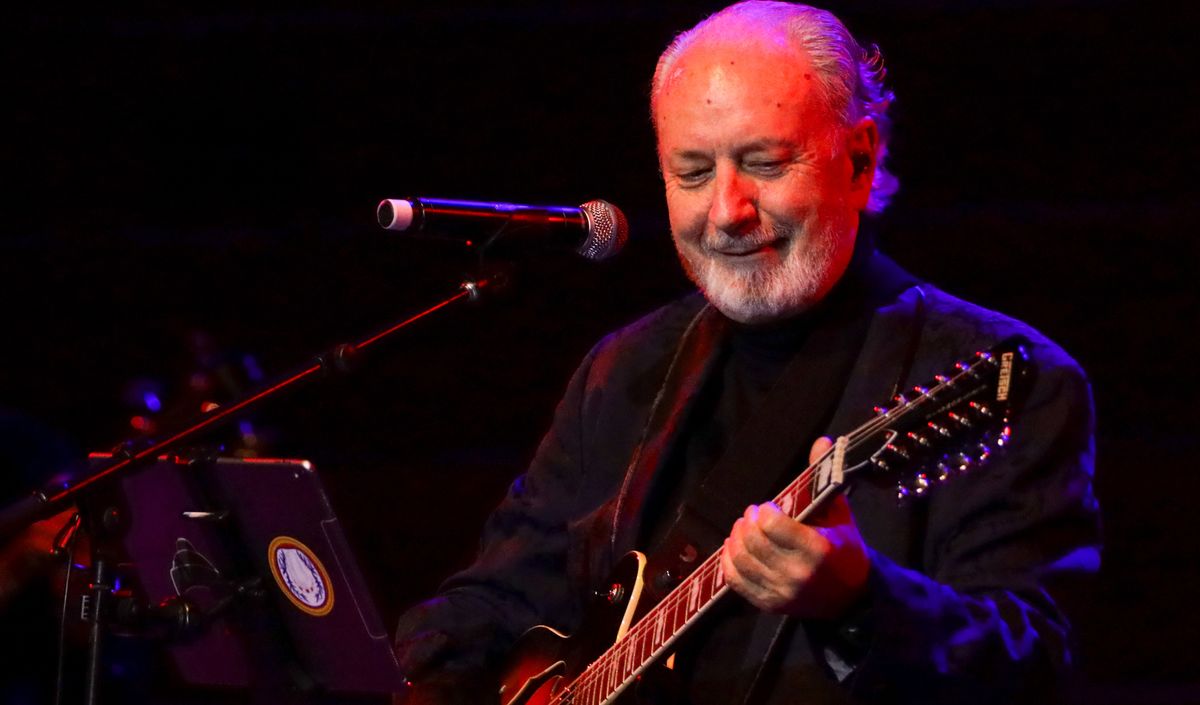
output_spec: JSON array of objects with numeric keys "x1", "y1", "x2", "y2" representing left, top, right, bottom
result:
[
  {"x1": 913, "y1": 473, "x2": 930, "y2": 494},
  {"x1": 884, "y1": 443, "x2": 910, "y2": 460},
  {"x1": 911, "y1": 385, "x2": 929, "y2": 397},
  {"x1": 955, "y1": 452, "x2": 974, "y2": 472},
  {"x1": 605, "y1": 583, "x2": 626, "y2": 605}
]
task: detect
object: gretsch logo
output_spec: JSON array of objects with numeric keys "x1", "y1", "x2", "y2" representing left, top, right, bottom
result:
[{"x1": 996, "y1": 352, "x2": 1014, "y2": 402}]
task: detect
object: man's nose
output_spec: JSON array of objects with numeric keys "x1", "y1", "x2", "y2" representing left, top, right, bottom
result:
[{"x1": 709, "y1": 163, "x2": 758, "y2": 236}]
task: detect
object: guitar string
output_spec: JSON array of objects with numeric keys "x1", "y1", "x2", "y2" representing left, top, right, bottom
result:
[{"x1": 547, "y1": 357, "x2": 995, "y2": 705}]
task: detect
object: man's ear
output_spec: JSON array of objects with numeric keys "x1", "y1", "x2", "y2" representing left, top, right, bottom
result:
[{"x1": 846, "y1": 117, "x2": 879, "y2": 210}]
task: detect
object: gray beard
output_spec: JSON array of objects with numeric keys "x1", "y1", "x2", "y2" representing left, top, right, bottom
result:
[{"x1": 676, "y1": 220, "x2": 845, "y2": 324}]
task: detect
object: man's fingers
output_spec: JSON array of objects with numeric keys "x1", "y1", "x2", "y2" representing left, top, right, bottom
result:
[
  {"x1": 723, "y1": 532, "x2": 807, "y2": 611},
  {"x1": 737, "y1": 502, "x2": 826, "y2": 566},
  {"x1": 723, "y1": 534, "x2": 774, "y2": 594}
]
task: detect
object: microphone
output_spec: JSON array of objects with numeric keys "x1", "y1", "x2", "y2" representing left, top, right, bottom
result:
[{"x1": 377, "y1": 197, "x2": 628, "y2": 261}]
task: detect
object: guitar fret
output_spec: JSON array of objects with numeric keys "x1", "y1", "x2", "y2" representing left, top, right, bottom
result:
[
  {"x1": 592, "y1": 659, "x2": 605, "y2": 704},
  {"x1": 584, "y1": 665, "x2": 597, "y2": 705},
  {"x1": 778, "y1": 487, "x2": 795, "y2": 516}
]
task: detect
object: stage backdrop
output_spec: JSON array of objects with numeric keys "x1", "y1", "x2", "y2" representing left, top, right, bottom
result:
[{"x1": 3, "y1": 2, "x2": 1197, "y2": 703}]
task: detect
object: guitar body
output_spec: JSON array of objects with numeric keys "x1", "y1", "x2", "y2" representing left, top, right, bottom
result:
[{"x1": 500, "y1": 552, "x2": 680, "y2": 705}]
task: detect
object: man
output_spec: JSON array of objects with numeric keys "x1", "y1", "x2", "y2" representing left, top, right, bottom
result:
[{"x1": 395, "y1": 3, "x2": 1099, "y2": 703}]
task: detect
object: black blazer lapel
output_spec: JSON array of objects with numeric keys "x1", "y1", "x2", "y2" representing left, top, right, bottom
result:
[{"x1": 608, "y1": 304, "x2": 730, "y2": 558}]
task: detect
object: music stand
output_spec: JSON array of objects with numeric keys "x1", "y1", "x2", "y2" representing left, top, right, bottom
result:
[{"x1": 96, "y1": 453, "x2": 409, "y2": 700}]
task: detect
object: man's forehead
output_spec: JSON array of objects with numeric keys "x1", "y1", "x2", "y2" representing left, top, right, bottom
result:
[
  {"x1": 657, "y1": 37, "x2": 817, "y2": 114},
  {"x1": 654, "y1": 37, "x2": 830, "y2": 153},
  {"x1": 658, "y1": 28, "x2": 812, "y2": 96}
]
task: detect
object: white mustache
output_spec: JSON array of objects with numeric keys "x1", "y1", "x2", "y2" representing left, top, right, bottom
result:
[{"x1": 702, "y1": 226, "x2": 788, "y2": 255}]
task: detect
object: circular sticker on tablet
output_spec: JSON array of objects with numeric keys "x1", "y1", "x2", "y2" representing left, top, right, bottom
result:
[{"x1": 268, "y1": 536, "x2": 334, "y2": 616}]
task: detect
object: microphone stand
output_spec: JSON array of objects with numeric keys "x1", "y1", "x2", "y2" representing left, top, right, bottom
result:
[{"x1": 0, "y1": 271, "x2": 505, "y2": 704}]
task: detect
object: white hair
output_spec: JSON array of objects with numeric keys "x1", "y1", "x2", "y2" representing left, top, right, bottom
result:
[{"x1": 651, "y1": 1, "x2": 898, "y2": 214}]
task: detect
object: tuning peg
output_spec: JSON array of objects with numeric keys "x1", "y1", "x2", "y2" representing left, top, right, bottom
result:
[
  {"x1": 906, "y1": 431, "x2": 932, "y2": 448},
  {"x1": 968, "y1": 401, "x2": 993, "y2": 418}
]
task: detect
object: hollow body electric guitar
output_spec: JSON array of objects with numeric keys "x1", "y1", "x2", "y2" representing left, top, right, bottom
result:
[{"x1": 498, "y1": 338, "x2": 1031, "y2": 705}]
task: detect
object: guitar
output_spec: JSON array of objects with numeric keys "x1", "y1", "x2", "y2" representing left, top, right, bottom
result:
[{"x1": 498, "y1": 338, "x2": 1030, "y2": 705}]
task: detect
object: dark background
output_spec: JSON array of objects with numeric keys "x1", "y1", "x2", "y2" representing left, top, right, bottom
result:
[{"x1": 2, "y1": 1, "x2": 1198, "y2": 702}]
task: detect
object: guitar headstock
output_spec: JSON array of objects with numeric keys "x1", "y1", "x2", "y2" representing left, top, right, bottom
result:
[{"x1": 846, "y1": 336, "x2": 1032, "y2": 500}]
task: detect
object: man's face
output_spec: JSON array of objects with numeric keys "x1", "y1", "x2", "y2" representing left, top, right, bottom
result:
[{"x1": 656, "y1": 39, "x2": 872, "y2": 324}]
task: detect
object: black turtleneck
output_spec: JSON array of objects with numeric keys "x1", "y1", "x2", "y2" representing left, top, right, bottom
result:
[
  {"x1": 637, "y1": 306, "x2": 816, "y2": 552},
  {"x1": 638, "y1": 233, "x2": 912, "y2": 553},
  {"x1": 632, "y1": 235, "x2": 918, "y2": 702}
]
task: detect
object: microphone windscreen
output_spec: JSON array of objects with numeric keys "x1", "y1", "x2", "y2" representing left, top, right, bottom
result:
[
  {"x1": 377, "y1": 199, "x2": 415, "y2": 231},
  {"x1": 578, "y1": 200, "x2": 629, "y2": 261}
]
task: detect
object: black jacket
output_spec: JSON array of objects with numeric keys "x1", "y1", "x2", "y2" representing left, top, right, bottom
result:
[{"x1": 395, "y1": 253, "x2": 1099, "y2": 704}]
